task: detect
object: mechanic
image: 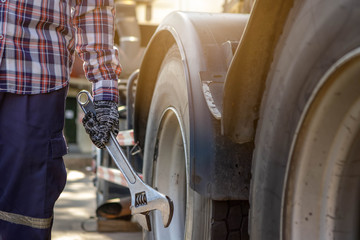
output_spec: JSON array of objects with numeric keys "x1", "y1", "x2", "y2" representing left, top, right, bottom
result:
[{"x1": 0, "y1": 0, "x2": 120, "y2": 239}]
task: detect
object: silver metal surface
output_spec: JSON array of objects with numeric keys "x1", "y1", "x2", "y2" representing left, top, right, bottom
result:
[{"x1": 77, "y1": 90, "x2": 173, "y2": 231}]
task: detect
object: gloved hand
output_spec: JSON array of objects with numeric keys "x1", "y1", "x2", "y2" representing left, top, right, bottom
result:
[{"x1": 82, "y1": 100, "x2": 119, "y2": 149}]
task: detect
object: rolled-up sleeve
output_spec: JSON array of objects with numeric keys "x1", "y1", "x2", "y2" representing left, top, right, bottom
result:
[{"x1": 73, "y1": 0, "x2": 121, "y2": 103}]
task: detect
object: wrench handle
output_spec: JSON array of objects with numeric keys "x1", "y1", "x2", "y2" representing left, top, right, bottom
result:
[
  {"x1": 106, "y1": 133, "x2": 137, "y2": 184},
  {"x1": 77, "y1": 90, "x2": 96, "y2": 115},
  {"x1": 77, "y1": 90, "x2": 138, "y2": 184}
]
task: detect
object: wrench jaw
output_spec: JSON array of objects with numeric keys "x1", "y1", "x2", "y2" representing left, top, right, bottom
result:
[
  {"x1": 131, "y1": 193, "x2": 174, "y2": 231},
  {"x1": 133, "y1": 213, "x2": 151, "y2": 231},
  {"x1": 163, "y1": 196, "x2": 174, "y2": 227}
]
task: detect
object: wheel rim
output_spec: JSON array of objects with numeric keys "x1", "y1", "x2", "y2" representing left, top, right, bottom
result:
[
  {"x1": 151, "y1": 107, "x2": 187, "y2": 239},
  {"x1": 283, "y1": 49, "x2": 360, "y2": 240}
]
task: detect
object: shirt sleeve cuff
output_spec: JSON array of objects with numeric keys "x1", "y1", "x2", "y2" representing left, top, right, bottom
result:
[{"x1": 92, "y1": 79, "x2": 119, "y2": 103}]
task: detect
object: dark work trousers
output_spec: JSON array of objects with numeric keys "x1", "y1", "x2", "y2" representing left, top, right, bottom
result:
[{"x1": 0, "y1": 87, "x2": 68, "y2": 239}]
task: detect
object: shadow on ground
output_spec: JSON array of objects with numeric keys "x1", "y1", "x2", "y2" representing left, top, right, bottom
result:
[{"x1": 52, "y1": 166, "x2": 142, "y2": 240}]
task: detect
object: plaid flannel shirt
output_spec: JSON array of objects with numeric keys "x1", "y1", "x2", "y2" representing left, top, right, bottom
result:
[{"x1": 0, "y1": 0, "x2": 121, "y2": 102}]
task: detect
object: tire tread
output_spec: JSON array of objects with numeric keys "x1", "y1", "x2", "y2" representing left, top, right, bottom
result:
[{"x1": 211, "y1": 200, "x2": 249, "y2": 240}]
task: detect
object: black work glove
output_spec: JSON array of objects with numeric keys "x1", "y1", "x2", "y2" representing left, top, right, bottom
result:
[{"x1": 82, "y1": 100, "x2": 119, "y2": 149}]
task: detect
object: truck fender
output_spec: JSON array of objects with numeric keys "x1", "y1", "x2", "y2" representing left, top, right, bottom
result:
[
  {"x1": 222, "y1": 0, "x2": 294, "y2": 143},
  {"x1": 134, "y1": 12, "x2": 250, "y2": 199}
]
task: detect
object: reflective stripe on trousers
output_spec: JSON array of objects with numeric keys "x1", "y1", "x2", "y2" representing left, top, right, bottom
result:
[{"x1": 0, "y1": 210, "x2": 53, "y2": 229}]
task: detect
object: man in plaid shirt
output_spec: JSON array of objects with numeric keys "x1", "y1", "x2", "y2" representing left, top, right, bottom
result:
[{"x1": 0, "y1": 0, "x2": 121, "y2": 238}]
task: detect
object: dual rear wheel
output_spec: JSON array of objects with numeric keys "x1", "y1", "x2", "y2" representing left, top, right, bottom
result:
[{"x1": 141, "y1": 2, "x2": 360, "y2": 238}]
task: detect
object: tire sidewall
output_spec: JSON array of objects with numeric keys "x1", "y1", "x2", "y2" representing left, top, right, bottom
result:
[
  {"x1": 250, "y1": 1, "x2": 360, "y2": 239},
  {"x1": 142, "y1": 45, "x2": 211, "y2": 240}
]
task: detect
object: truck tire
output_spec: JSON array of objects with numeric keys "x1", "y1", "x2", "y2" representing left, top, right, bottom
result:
[
  {"x1": 250, "y1": 1, "x2": 360, "y2": 239},
  {"x1": 142, "y1": 45, "x2": 249, "y2": 239}
]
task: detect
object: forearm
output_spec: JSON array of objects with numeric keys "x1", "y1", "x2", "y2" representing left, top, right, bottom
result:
[{"x1": 73, "y1": 0, "x2": 121, "y2": 102}]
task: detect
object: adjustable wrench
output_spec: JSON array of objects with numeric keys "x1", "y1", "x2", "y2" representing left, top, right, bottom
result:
[{"x1": 77, "y1": 90, "x2": 173, "y2": 231}]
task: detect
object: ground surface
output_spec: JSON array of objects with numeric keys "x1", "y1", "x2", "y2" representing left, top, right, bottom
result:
[{"x1": 51, "y1": 154, "x2": 142, "y2": 240}]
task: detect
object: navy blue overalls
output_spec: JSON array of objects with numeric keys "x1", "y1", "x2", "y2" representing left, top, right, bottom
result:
[{"x1": 0, "y1": 87, "x2": 68, "y2": 239}]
